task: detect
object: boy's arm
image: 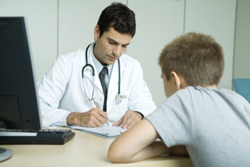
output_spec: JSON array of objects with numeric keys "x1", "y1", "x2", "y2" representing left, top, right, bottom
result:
[
  {"x1": 108, "y1": 119, "x2": 189, "y2": 163},
  {"x1": 108, "y1": 119, "x2": 167, "y2": 162}
]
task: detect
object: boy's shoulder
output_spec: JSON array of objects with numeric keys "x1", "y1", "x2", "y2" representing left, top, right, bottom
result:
[
  {"x1": 181, "y1": 86, "x2": 250, "y2": 108},
  {"x1": 174, "y1": 86, "x2": 249, "y2": 105}
]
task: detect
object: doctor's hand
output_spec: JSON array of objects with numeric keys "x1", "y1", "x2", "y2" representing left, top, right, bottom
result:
[
  {"x1": 112, "y1": 110, "x2": 142, "y2": 129},
  {"x1": 66, "y1": 108, "x2": 109, "y2": 127}
]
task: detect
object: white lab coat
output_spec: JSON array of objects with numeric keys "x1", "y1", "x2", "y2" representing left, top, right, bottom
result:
[{"x1": 38, "y1": 43, "x2": 156, "y2": 127}]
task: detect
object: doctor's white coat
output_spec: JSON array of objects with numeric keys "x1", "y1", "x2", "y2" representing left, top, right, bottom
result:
[{"x1": 38, "y1": 44, "x2": 156, "y2": 127}]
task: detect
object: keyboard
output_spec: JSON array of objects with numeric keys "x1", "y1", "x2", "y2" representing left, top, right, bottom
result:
[{"x1": 0, "y1": 129, "x2": 75, "y2": 144}]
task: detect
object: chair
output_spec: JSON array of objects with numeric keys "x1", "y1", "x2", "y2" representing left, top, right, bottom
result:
[{"x1": 232, "y1": 79, "x2": 250, "y2": 103}]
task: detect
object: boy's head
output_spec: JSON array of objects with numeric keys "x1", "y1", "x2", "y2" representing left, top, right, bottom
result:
[{"x1": 159, "y1": 32, "x2": 224, "y2": 97}]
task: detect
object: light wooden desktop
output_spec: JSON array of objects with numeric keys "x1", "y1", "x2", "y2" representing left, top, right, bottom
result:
[{"x1": 1, "y1": 129, "x2": 193, "y2": 167}]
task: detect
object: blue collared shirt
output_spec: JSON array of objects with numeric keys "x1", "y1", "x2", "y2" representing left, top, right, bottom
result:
[{"x1": 91, "y1": 47, "x2": 114, "y2": 89}]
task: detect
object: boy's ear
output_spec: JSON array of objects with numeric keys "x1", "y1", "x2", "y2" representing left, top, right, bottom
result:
[
  {"x1": 94, "y1": 25, "x2": 100, "y2": 40},
  {"x1": 171, "y1": 71, "x2": 182, "y2": 90}
]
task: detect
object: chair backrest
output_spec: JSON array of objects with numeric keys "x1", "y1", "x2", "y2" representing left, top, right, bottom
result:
[{"x1": 232, "y1": 79, "x2": 250, "y2": 103}]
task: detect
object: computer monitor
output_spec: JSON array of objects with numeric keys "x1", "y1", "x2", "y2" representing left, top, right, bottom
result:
[{"x1": 0, "y1": 17, "x2": 42, "y2": 161}]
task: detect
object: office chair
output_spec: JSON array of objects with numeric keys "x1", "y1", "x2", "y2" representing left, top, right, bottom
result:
[{"x1": 232, "y1": 78, "x2": 250, "y2": 103}]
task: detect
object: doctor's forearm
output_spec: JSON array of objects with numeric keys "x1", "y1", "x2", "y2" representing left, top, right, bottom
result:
[
  {"x1": 66, "y1": 112, "x2": 79, "y2": 125},
  {"x1": 66, "y1": 112, "x2": 87, "y2": 125}
]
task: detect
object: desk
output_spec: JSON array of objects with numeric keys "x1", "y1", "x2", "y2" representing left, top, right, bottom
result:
[{"x1": 1, "y1": 129, "x2": 193, "y2": 167}]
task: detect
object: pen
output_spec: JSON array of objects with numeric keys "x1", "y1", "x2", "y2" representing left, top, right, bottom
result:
[
  {"x1": 93, "y1": 100, "x2": 109, "y2": 126},
  {"x1": 93, "y1": 100, "x2": 101, "y2": 109}
]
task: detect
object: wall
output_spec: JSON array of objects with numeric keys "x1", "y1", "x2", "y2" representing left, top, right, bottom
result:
[
  {"x1": 58, "y1": 0, "x2": 126, "y2": 55},
  {"x1": 127, "y1": 0, "x2": 185, "y2": 105},
  {"x1": 184, "y1": 0, "x2": 236, "y2": 90},
  {"x1": 0, "y1": 0, "x2": 239, "y2": 106},
  {"x1": 233, "y1": 0, "x2": 250, "y2": 79},
  {"x1": 0, "y1": 0, "x2": 57, "y2": 81},
  {"x1": 127, "y1": 0, "x2": 236, "y2": 105}
]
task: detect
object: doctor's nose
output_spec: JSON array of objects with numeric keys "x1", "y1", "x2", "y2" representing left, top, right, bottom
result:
[{"x1": 113, "y1": 46, "x2": 123, "y2": 57}]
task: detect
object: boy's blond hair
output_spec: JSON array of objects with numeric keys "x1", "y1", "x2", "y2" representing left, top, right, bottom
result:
[{"x1": 159, "y1": 32, "x2": 224, "y2": 87}]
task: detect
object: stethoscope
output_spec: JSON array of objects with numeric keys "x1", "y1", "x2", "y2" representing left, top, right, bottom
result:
[{"x1": 81, "y1": 43, "x2": 125, "y2": 109}]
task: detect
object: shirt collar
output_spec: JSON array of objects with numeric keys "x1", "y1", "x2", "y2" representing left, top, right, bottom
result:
[{"x1": 91, "y1": 43, "x2": 113, "y2": 78}]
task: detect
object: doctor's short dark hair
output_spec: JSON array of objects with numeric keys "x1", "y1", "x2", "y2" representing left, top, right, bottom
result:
[
  {"x1": 97, "y1": 2, "x2": 136, "y2": 38},
  {"x1": 159, "y1": 32, "x2": 224, "y2": 87}
]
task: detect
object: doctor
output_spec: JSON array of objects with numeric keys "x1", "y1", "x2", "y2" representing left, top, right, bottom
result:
[{"x1": 38, "y1": 2, "x2": 156, "y2": 129}]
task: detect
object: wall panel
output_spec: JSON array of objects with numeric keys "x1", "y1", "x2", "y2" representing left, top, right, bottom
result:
[
  {"x1": 0, "y1": 0, "x2": 58, "y2": 81},
  {"x1": 58, "y1": 0, "x2": 126, "y2": 56},
  {"x1": 233, "y1": 0, "x2": 250, "y2": 79},
  {"x1": 185, "y1": 0, "x2": 236, "y2": 89},
  {"x1": 127, "y1": 0, "x2": 185, "y2": 106}
]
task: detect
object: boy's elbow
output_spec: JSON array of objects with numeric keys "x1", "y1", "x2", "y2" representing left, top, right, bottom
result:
[
  {"x1": 108, "y1": 143, "x2": 133, "y2": 163},
  {"x1": 107, "y1": 147, "x2": 124, "y2": 163},
  {"x1": 107, "y1": 150, "x2": 117, "y2": 163}
]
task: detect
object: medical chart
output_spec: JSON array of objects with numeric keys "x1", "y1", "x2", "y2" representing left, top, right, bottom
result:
[{"x1": 70, "y1": 122, "x2": 127, "y2": 138}]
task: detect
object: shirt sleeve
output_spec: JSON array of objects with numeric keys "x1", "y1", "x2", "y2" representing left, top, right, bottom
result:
[
  {"x1": 146, "y1": 88, "x2": 193, "y2": 147},
  {"x1": 51, "y1": 112, "x2": 70, "y2": 127},
  {"x1": 37, "y1": 55, "x2": 71, "y2": 127}
]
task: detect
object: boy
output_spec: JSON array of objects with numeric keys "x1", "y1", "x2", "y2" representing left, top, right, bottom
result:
[{"x1": 108, "y1": 32, "x2": 250, "y2": 167}]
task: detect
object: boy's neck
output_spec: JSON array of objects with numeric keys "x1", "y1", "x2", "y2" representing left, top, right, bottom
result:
[{"x1": 202, "y1": 84, "x2": 217, "y2": 89}]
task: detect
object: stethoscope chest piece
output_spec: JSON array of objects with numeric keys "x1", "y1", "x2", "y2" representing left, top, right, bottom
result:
[{"x1": 115, "y1": 94, "x2": 127, "y2": 105}]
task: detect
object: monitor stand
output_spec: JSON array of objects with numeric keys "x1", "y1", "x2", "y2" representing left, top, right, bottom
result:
[{"x1": 0, "y1": 147, "x2": 12, "y2": 162}]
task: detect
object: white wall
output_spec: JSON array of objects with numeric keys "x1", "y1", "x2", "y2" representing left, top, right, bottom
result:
[
  {"x1": 0, "y1": 0, "x2": 58, "y2": 81},
  {"x1": 127, "y1": 0, "x2": 236, "y2": 105},
  {"x1": 184, "y1": 0, "x2": 236, "y2": 90},
  {"x1": 233, "y1": 0, "x2": 250, "y2": 79},
  {"x1": 58, "y1": 0, "x2": 126, "y2": 56},
  {"x1": 1, "y1": 0, "x2": 238, "y2": 106},
  {"x1": 127, "y1": 0, "x2": 185, "y2": 105}
]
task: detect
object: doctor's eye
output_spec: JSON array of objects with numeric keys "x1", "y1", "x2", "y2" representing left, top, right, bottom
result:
[{"x1": 108, "y1": 40, "x2": 118, "y2": 45}]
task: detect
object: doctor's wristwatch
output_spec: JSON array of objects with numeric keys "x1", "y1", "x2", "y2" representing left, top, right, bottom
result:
[{"x1": 135, "y1": 111, "x2": 144, "y2": 119}]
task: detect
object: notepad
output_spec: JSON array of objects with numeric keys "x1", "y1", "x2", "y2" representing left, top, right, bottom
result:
[{"x1": 70, "y1": 122, "x2": 127, "y2": 138}]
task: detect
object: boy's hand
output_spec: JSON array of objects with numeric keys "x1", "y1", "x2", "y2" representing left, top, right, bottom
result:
[{"x1": 112, "y1": 110, "x2": 142, "y2": 129}]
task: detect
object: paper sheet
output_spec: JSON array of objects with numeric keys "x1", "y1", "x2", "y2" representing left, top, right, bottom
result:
[{"x1": 70, "y1": 122, "x2": 127, "y2": 138}]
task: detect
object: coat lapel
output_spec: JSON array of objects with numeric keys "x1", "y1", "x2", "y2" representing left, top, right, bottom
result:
[
  {"x1": 108, "y1": 58, "x2": 124, "y2": 94},
  {"x1": 82, "y1": 44, "x2": 103, "y2": 92}
]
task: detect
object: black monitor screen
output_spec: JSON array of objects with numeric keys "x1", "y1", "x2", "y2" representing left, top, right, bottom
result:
[{"x1": 0, "y1": 17, "x2": 42, "y2": 131}]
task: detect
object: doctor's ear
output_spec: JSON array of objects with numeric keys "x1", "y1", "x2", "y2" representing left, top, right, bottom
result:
[{"x1": 94, "y1": 25, "x2": 100, "y2": 40}]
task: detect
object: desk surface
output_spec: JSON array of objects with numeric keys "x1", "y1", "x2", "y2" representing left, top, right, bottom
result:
[{"x1": 1, "y1": 129, "x2": 193, "y2": 167}]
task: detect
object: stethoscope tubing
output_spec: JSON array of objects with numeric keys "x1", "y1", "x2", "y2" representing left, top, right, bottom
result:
[
  {"x1": 82, "y1": 44, "x2": 94, "y2": 77},
  {"x1": 82, "y1": 43, "x2": 121, "y2": 101}
]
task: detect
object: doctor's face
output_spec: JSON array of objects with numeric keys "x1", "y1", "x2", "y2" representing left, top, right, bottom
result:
[{"x1": 93, "y1": 25, "x2": 132, "y2": 65}]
